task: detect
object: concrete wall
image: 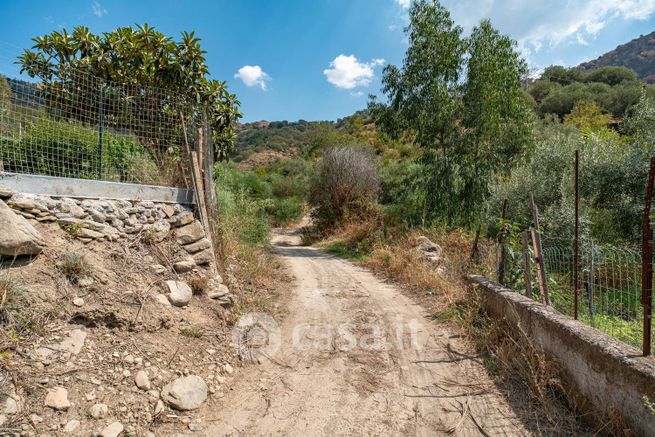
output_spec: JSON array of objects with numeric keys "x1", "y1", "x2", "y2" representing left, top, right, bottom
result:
[{"x1": 466, "y1": 275, "x2": 655, "y2": 436}]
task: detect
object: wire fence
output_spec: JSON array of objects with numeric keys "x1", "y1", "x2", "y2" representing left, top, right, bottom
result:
[
  {"x1": 0, "y1": 69, "x2": 206, "y2": 188},
  {"x1": 500, "y1": 241, "x2": 644, "y2": 349}
]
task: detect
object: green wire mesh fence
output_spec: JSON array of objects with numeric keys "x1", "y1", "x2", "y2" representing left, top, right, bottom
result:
[
  {"x1": 499, "y1": 240, "x2": 645, "y2": 350},
  {"x1": 0, "y1": 70, "x2": 204, "y2": 188}
]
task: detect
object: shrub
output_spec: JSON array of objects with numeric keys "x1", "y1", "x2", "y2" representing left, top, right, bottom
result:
[
  {"x1": 60, "y1": 252, "x2": 92, "y2": 284},
  {"x1": 0, "y1": 276, "x2": 32, "y2": 333},
  {"x1": 0, "y1": 114, "x2": 163, "y2": 184},
  {"x1": 310, "y1": 145, "x2": 380, "y2": 231},
  {"x1": 267, "y1": 197, "x2": 303, "y2": 226}
]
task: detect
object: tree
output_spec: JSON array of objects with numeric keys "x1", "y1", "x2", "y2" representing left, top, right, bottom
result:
[
  {"x1": 563, "y1": 100, "x2": 611, "y2": 132},
  {"x1": 17, "y1": 25, "x2": 241, "y2": 158},
  {"x1": 541, "y1": 65, "x2": 585, "y2": 85},
  {"x1": 370, "y1": 0, "x2": 465, "y2": 223},
  {"x1": 371, "y1": 1, "x2": 532, "y2": 226},
  {"x1": 460, "y1": 19, "x2": 534, "y2": 222},
  {"x1": 585, "y1": 66, "x2": 638, "y2": 86},
  {"x1": 528, "y1": 79, "x2": 561, "y2": 103}
]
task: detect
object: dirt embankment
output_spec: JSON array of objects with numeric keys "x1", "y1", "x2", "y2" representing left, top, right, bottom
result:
[{"x1": 0, "y1": 218, "x2": 247, "y2": 436}]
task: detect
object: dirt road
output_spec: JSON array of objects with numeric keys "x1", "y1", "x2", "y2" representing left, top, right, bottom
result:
[{"x1": 204, "y1": 228, "x2": 529, "y2": 436}]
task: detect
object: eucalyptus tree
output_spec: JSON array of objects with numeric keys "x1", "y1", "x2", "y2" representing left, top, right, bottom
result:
[
  {"x1": 370, "y1": 0, "x2": 466, "y2": 224},
  {"x1": 17, "y1": 24, "x2": 241, "y2": 158},
  {"x1": 371, "y1": 1, "x2": 533, "y2": 226},
  {"x1": 460, "y1": 19, "x2": 534, "y2": 223}
]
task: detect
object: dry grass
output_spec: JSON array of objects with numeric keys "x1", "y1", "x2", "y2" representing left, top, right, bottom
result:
[
  {"x1": 456, "y1": 290, "x2": 637, "y2": 436},
  {"x1": 213, "y1": 217, "x2": 290, "y2": 325},
  {"x1": 60, "y1": 251, "x2": 92, "y2": 284},
  {"x1": 320, "y1": 222, "x2": 478, "y2": 314}
]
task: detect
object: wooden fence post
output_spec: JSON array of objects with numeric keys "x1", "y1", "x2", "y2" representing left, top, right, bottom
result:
[
  {"x1": 521, "y1": 231, "x2": 533, "y2": 298},
  {"x1": 530, "y1": 193, "x2": 549, "y2": 305},
  {"x1": 497, "y1": 199, "x2": 508, "y2": 284}
]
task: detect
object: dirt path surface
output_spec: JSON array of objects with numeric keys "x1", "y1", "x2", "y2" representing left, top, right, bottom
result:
[{"x1": 204, "y1": 228, "x2": 529, "y2": 436}]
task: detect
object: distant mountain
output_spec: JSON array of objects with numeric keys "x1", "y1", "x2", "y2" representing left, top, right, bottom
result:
[{"x1": 579, "y1": 31, "x2": 655, "y2": 83}]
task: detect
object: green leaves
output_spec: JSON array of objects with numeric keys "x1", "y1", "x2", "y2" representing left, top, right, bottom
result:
[
  {"x1": 371, "y1": 1, "x2": 533, "y2": 228},
  {"x1": 16, "y1": 24, "x2": 241, "y2": 157}
]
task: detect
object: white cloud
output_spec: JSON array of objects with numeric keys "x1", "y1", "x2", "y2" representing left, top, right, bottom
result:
[
  {"x1": 234, "y1": 65, "x2": 271, "y2": 90},
  {"x1": 395, "y1": 0, "x2": 411, "y2": 8},
  {"x1": 91, "y1": 1, "x2": 107, "y2": 17},
  {"x1": 323, "y1": 55, "x2": 385, "y2": 89},
  {"x1": 438, "y1": 0, "x2": 655, "y2": 66}
]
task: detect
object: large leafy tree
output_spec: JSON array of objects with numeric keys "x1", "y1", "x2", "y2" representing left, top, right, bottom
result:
[
  {"x1": 371, "y1": 0, "x2": 533, "y2": 226},
  {"x1": 17, "y1": 24, "x2": 241, "y2": 158},
  {"x1": 370, "y1": 0, "x2": 466, "y2": 223},
  {"x1": 460, "y1": 19, "x2": 534, "y2": 221}
]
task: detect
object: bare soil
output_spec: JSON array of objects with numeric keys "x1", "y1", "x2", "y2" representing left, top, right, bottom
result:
[{"x1": 201, "y1": 227, "x2": 531, "y2": 436}]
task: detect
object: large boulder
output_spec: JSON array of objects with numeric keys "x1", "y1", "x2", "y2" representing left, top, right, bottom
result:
[
  {"x1": 161, "y1": 375, "x2": 207, "y2": 411},
  {"x1": 0, "y1": 199, "x2": 44, "y2": 256}
]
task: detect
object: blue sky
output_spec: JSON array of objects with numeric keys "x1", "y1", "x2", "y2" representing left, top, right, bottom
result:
[{"x1": 1, "y1": 0, "x2": 655, "y2": 122}]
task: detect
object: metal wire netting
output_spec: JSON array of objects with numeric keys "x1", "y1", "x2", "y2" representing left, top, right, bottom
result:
[
  {"x1": 498, "y1": 239, "x2": 645, "y2": 350},
  {"x1": 0, "y1": 69, "x2": 204, "y2": 188}
]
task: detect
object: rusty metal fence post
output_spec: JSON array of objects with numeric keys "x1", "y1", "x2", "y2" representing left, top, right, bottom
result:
[
  {"x1": 574, "y1": 150, "x2": 580, "y2": 320},
  {"x1": 641, "y1": 157, "x2": 655, "y2": 356}
]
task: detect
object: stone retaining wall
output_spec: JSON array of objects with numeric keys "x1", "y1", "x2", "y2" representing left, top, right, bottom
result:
[
  {"x1": 0, "y1": 189, "x2": 214, "y2": 270},
  {"x1": 467, "y1": 274, "x2": 655, "y2": 436}
]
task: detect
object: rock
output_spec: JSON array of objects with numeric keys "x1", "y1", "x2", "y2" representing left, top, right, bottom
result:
[
  {"x1": 0, "y1": 185, "x2": 13, "y2": 197},
  {"x1": 223, "y1": 363, "x2": 234, "y2": 375},
  {"x1": 173, "y1": 258, "x2": 196, "y2": 273},
  {"x1": 183, "y1": 238, "x2": 211, "y2": 254},
  {"x1": 0, "y1": 414, "x2": 5, "y2": 426},
  {"x1": 0, "y1": 199, "x2": 45, "y2": 256},
  {"x1": 416, "y1": 236, "x2": 442, "y2": 254},
  {"x1": 192, "y1": 249, "x2": 214, "y2": 265},
  {"x1": 6, "y1": 194, "x2": 36, "y2": 210},
  {"x1": 162, "y1": 205, "x2": 176, "y2": 218},
  {"x1": 144, "y1": 220, "x2": 171, "y2": 242},
  {"x1": 88, "y1": 209, "x2": 106, "y2": 223},
  {"x1": 29, "y1": 414, "x2": 43, "y2": 423},
  {"x1": 72, "y1": 297, "x2": 85, "y2": 307},
  {"x1": 101, "y1": 421, "x2": 124, "y2": 437},
  {"x1": 88, "y1": 403, "x2": 108, "y2": 419},
  {"x1": 135, "y1": 370, "x2": 151, "y2": 390},
  {"x1": 63, "y1": 420, "x2": 80, "y2": 433},
  {"x1": 175, "y1": 222, "x2": 204, "y2": 245},
  {"x1": 78, "y1": 277, "x2": 94, "y2": 287},
  {"x1": 2, "y1": 394, "x2": 18, "y2": 415},
  {"x1": 53, "y1": 329, "x2": 87, "y2": 355},
  {"x1": 154, "y1": 399, "x2": 165, "y2": 415},
  {"x1": 165, "y1": 281, "x2": 193, "y2": 307},
  {"x1": 171, "y1": 212, "x2": 194, "y2": 228},
  {"x1": 161, "y1": 375, "x2": 208, "y2": 411},
  {"x1": 77, "y1": 227, "x2": 105, "y2": 239},
  {"x1": 208, "y1": 283, "x2": 230, "y2": 299},
  {"x1": 59, "y1": 199, "x2": 86, "y2": 218},
  {"x1": 149, "y1": 264, "x2": 167, "y2": 274},
  {"x1": 154, "y1": 294, "x2": 172, "y2": 307},
  {"x1": 44, "y1": 387, "x2": 70, "y2": 410}
]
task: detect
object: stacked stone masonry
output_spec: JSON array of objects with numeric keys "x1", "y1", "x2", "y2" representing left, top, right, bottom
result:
[{"x1": 0, "y1": 190, "x2": 213, "y2": 269}]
